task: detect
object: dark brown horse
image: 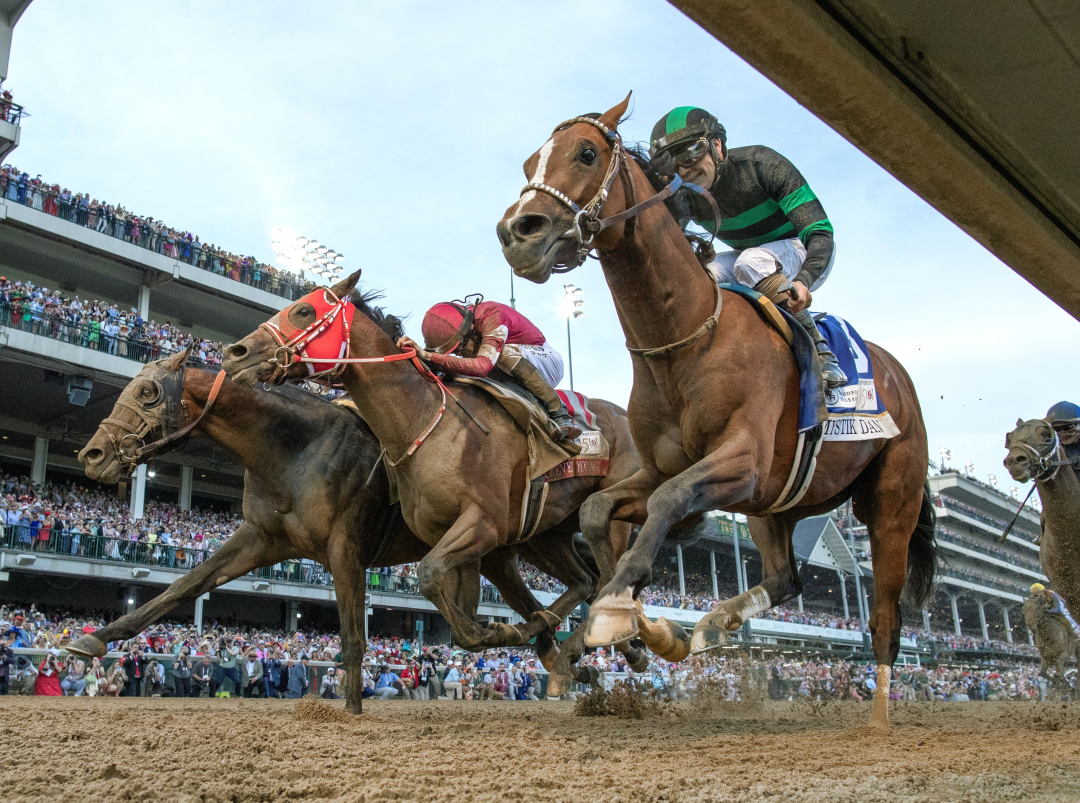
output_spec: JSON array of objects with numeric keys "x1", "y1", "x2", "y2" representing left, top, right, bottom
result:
[
  {"x1": 1005, "y1": 419, "x2": 1080, "y2": 623},
  {"x1": 1022, "y1": 593, "x2": 1080, "y2": 693},
  {"x1": 221, "y1": 284, "x2": 690, "y2": 695},
  {"x1": 69, "y1": 349, "x2": 611, "y2": 708},
  {"x1": 497, "y1": 95, "x2": 937, "y2": 728}
]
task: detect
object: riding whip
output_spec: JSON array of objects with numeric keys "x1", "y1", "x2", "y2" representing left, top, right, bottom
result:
[{"x1": 998, "y1": 484, "x2": 1037, "y2": 544}]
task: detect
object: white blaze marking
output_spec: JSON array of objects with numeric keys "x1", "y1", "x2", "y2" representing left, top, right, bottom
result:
[{"x1": 515, "y1": 138, "x2": 555, "y2": 214}]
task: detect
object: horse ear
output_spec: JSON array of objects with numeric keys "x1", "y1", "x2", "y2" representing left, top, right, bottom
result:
[
  {"x1": 331, "y1": 270, "x2": 361, "y2": 298},
  {"x1": 1017, "y1": 417, "x2": 1025, "y2": 427},
  {"x1": 161, "y1": 343, "x2": 192, "y2": 371},
  {"x1": 598, "y1": 91, "x2": 632, "y2": 131}
]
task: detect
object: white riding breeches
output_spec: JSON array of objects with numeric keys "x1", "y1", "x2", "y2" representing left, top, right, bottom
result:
[
  {"x1": 708, "y1": 238, "x2": 836, "y2": 292},
  {"x1": 502, "y1": 341, "x2": 564, "y2": 387}
]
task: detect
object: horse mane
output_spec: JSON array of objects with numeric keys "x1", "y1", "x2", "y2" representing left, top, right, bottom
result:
[
  {"x1": 626, "y1": 143, "x2": 716, "y2": 269},
  {"x1": 347, "y1": 288, "x2": 407, "y2": 342}
]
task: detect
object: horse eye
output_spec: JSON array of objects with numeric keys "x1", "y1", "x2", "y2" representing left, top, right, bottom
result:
[{"x1": 580, "y1": 149, "x2": 596, "y2": 165}]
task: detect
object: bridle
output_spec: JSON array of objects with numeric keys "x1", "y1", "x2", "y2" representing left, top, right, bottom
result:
[
  {"x1": 258, "y1": 287, "x2": 459, "y2": 466},
  {"x1": 1012, "y1": 425, "x2": 1070, "y2": 482},
  {"x1": 518, "y1": 115, "x2": 724, "y2": 356},
  {"x1": 519, "y1": 116, "x2": 721, "y2": 271},
  {"x1": 96, "y1": 366, "x2": 227, "y2": 475}
]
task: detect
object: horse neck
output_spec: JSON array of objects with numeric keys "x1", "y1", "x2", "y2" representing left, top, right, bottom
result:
[
  {"x1": 1036, "y1": 451, "x2": 1080, "y2": 537},
  {"x1": 183, "y1": 370, "x2": 289, "y2": 475},
  {"x1": 599, "y1": 158, "x2": 721, "y2": 351},
  {"x1": 341, "y1": 322, "x2": 443, "y2": 462}
]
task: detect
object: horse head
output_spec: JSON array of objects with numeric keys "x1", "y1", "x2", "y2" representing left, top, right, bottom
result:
[
  {"x1": 1004, "y1": 417, "x2": 1059, "y2": 483},
  {"x1": 222, "y1": 271, "x2": 363, "y2": 387},
  {"x1": 79, "y1": 345, "x2": 193, "y2": 484},
  {"x1": 497, "y1": 94, "x2": 633, "y2": 284}
]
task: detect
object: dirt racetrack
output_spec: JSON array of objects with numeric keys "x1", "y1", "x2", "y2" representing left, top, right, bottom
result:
[{"x1": 4, "y1": 696, "x2": 1080, "y2": 802}]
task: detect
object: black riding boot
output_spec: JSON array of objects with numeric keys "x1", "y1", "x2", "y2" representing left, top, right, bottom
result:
[
  {"x1": 791, "y1": 308, "x2": 848, "y2": 390},
  {"x1": 510, "y1": 359, "x2": 582, "y2": 442}
]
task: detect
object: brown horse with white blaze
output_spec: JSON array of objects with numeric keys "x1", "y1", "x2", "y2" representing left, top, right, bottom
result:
[{"x1": 497, "y1": 94, "x2": 937, "y2": 728}]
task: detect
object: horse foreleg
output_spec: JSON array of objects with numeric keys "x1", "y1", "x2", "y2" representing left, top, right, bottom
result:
[
  {"x1": 587, "y1": 448, "x2": 759, "y2": 649},
  {"x1": 325, "y1": 534, "x2": 367, "y2": 714},
  {"x1": 67, "y1": 523, "x2": 287, "y2": 657},
  {"x1": 416, "y1": 505, "x2": 501, "y2": 652},
  {"x1": 691, "y1": 513, "x2": 803, "y2": 654},
  {"x1": 479, "y1": 547, "x2": 560, "y2": 667}
]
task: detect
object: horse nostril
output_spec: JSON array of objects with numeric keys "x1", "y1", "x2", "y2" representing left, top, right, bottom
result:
[
  {"x1": 511, "y1": 214, "x2": 550, "y2": 241},
  {"x1": 81, "y1": 448, "x2": 104, "y2": 466},
  {"x1": 496, "y1": 220, "x2": 513, "y2": 248},
  {"x1": 224, "y1": 343, "x2": 248, "y2": 361}
]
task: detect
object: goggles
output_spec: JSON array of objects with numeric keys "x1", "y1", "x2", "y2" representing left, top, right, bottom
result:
[{"x1": 653, "y1": 137, "x2": 710, "y2": 177}]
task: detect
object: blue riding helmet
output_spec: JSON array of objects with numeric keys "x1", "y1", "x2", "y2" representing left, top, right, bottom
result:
[{"x1": 1046, "y1": 401, "x2": 1080, "y2": 427}]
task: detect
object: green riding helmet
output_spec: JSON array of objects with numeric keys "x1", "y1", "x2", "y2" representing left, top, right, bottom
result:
[{"x1": 649, "y1": 106, "x2": 727, "y2": 177}]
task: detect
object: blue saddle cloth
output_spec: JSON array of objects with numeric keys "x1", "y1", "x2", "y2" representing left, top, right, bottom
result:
[{"x1": 718, "y1": 285, "x2": 888, "y2": 436}]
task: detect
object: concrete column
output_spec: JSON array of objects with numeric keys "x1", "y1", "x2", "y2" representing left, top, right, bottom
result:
[
  {"x1": 976, "y1": 598, "x2": 989, "y2": 640},
  {"x1": 364, "y1": 606, "x2": 372, "y2": 641},
  {"x1": 741, "y1": 558, "x2": 749, "y2": 594},
  {"x1": 838, "y1": 571, "x2": 849, "y2": 619},
  {"x1": 731, "y1": 515, "x2": 744, "y2": 594},
  {"x1": 709, "y1": 550, "x2": 719, "y2": 599},
  {"x1": 676, "y1": 544, "x2": 685, "y2": 596},
  {"x1": 1002, "y1": 607, "x2": 1013, "y2": 643},
  {"x1": 1029, "y1": 630, "x2": 1035, "y2": 647},
  {"x1": 130, "y1": 463, "x2": 147, "y2": 520},
  {"x1": 179, "y1": 466, "x2": 193, "y2": 511},
  {"x1": 31, "y1": 436, "x2": 47, "y2": 485},
  {"x1": 194, "y1": 593, "x2": 208, "y2": 635},
  {"x1": 286, "y1": 600, "x2": 300, "y2": 633},
  {"x1": 125, "y1": 586, "x2": 137, "y2": 614},
  {"x1": 852, "y1": 566, "x2": 867, "y2": 631},
  {"x1": 922, "y1": 609, "x2": 932, "y2": 632},
  {"x1": 138, "y1": 283, "x2": 151, "y2": 320},
  {"x1": 950, "y1": 593, "x2": 962, "y2": 636}
]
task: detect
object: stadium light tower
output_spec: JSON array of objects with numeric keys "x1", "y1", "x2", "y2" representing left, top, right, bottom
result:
[
  {"x1": 988, "y1": 474, "x2": 998, "y2": 488},
  {"x1": 963, "y1": 461, "x2": 975, "y2": 476},
  {"x1": 270, "y1": 228, "x2": 346, "y2": 283},
  {"x1": 559, "y1": 284, "x2": 584, "y2": 391},
  {"x1": 938, "y1": 447, "x2": 952, "y2": 471}
]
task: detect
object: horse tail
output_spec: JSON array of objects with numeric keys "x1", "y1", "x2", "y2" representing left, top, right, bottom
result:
[{"x1": 903, "y1": 480, "x2": 938, "y2": 608}]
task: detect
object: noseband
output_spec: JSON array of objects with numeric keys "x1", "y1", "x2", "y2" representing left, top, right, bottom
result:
[
  {"x1": 518, "y1": 116, "x2": 717, "y2": 270},
  {"x1": 96, "y1": 368, "x2": 227, "y2": 475},
  {"x1": 1012, "y1": 427, "x2": 1070, "y2": 482}
]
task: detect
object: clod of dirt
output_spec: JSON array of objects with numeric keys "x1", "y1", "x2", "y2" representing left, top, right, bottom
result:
[
  {"x1": 290, "y1": 695, "x2": 354, "y2": 724},
  {"x1": 574, "y1": 681, "x2": 667, "y2": 719},
  {"x1": 102, "y1": 763, "x2": 127, "y2": 780}
]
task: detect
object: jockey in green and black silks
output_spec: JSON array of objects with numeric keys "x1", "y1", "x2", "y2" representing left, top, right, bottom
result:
[{"x1": 650, "y1": 106, "x2": 846, "y2": 389}]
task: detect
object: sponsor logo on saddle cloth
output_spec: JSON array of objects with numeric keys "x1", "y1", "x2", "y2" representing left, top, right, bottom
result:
[
  {"x1": 816, "y1": 315, "x2": 901, "y2": 443},
  {"x1": 547, "y1": 390, "x2": 610, "y2": 480}
]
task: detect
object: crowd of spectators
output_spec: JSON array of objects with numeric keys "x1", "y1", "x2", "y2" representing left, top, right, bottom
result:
[
  {"x1": 0, "y1": 276, "x2": 225, "y2": 366},
  {"x1": 936, "y1": 523, "x2": 1044, "y2": 573},
  {"x1": 2, "y1": 600, "x2": 1062, "y2": 704},
  {"x1": 0, "y1": 165, "x2": 316, "y2": 303},
  {"x1": 906, "y1": 626, "x2": 1037, "y2": 657},
  {"x1": 935, "y1": 494, "x2": 1039, "y2": 543}
]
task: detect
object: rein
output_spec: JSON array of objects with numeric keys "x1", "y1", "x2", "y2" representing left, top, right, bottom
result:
[
  {"x1": 97, "y1": 368, "x2": 228, "y2": 474},
  {"x1": 520, "y1": 115, "x2": 723, "y2": 355},
  {"x1": 520, "y1": 116, "x2": 703, "y2": 271},
  {"x1": 998, "y1": 428, "x2": 1071, "y2": 543},
  {"x1": 261, "y1": 288, "x2": 485, "y2": 466}
]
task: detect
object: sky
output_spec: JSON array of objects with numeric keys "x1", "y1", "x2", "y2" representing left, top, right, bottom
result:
[{"x1": 8, "y1": 0, "x2": 1078, "y2": 498}]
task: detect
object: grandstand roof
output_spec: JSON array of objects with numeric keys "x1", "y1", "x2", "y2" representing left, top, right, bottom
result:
[{"x1": 792, "y1": 515, "x2": 865, "y2": 576}]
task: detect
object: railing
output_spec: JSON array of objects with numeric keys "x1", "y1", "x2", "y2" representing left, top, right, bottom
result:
[
  {"x1": 0, "y1": 176, "x2": 314, "y2": 303},
  {"x1": 935, "y1": 526, "x2": 1044, "y2": 574},
  {"x1": 936, "y1": 495, "x2": 1039, "y2": 541},
  {"x1": 0, "y1": 101, "x2": 24, "y2": 126},
  {"x1": 0, "y1": 524, "x2": 333, "y2": 588},
  {"x1": 942, "y1": 567, "x2": 1028, "y2": 596},
  {"x1": 0, "y1": 301, "x2": 221, "y2": 367}
]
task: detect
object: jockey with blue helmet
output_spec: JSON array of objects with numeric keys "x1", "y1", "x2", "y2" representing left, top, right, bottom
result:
[
  {"x1": 649, "y1": 106, "x2": 846, "y2": 389},
  {"x1": 1045, "y1": 401, "x2": 1080, "y2": 465}
]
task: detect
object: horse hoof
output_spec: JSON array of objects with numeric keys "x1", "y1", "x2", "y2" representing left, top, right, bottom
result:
[
  {"x1": 66, "y1": 634, "x2": 107, "y2": 658},
  {"x1": 689, "y1": 623, "x2": 727, "y2": 654},
  {"x1": 618, "y1": 642, "x2": 650, "y2": 674},
  {"x1": 583, "y1": 589, "x2": 638, "y2": 647},
  {"x1": 546, "y1": 672, "x2": 573, "y2": 698}
]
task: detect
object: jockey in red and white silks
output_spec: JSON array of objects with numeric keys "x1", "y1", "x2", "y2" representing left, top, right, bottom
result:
[{"x1": 397, "y1": 298, "x2": 581, "y2": 443}]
